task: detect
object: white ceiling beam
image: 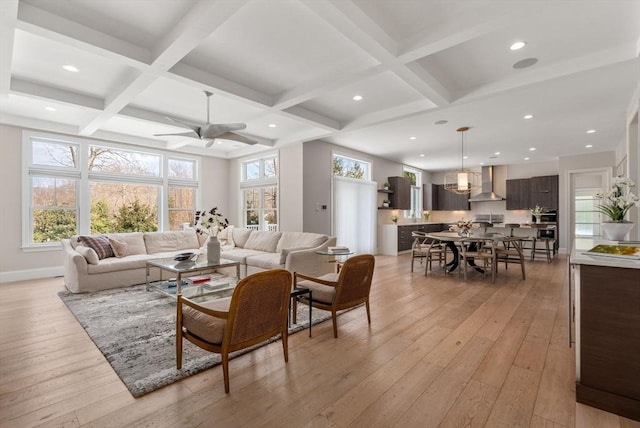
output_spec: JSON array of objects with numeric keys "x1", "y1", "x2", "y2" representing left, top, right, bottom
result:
[
  {"x1": 16, "y1": 2, "x2": 151, "y2": 68},
  {"x1": 303, "y1": 0, "x2": 449, "y2": 108},
  {"x1": 456, "y1": 44, "x2": 639, "y2": 104},
  {"x1": 10, "y1": 78, "x2": 103, "y2": 110},
  {"x1": 79, "y1": 70, "x2": 158, "y2": 135},
  {"x1": 341, "y1": 99, "x2": 437, "y2": 132},
  {"x1": 118, "y1": 106, "x2": 194, "y2": 128},
  {"x1": 0, "y1": 0, "x2": 18, "y2": 97},
  {"x1": 152, "y1": 0, "x2": 249, "y2": 69},
  {"x1": 168, "y1": 62, "x2": 273, "y2": 108},
  {"x1": 281, "y1": 105, "x2": 341, "y2": 131},
  {"x1": 0, "y1": 111, "x2": 79, "y2": 135}
]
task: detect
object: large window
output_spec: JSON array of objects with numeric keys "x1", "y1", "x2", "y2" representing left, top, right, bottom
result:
[
  {"x1": 23, "y1": 133, "x2": 199, "y2": 248},
  {"x1": 403, "y1": 166, "x2": 422, "y2": 218},
  {"x1": 241, "y1": 154, "x2": 278, "y2": 231}
]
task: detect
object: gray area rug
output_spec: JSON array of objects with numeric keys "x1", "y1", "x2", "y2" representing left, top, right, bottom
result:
[{"x1": 58, "y1": 284, "x2": 330, "y2": 397}]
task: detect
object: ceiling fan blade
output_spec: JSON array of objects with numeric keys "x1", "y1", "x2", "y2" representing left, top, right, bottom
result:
[
  {"x1": 204, "y1": 139, "x2": 216, "y2": 148},
  {"x1": 201, "y1": 123, "x2": 247, "y2": 139},
  {"x1": 164, "y1": 116, "x2": 202, "y2": 134},
  {"x1": 215, "y1": 132, "x2": 258, "y2": 145},
  {"x1": 154, "y1": 130, "x2": 200, "y2": 139}
]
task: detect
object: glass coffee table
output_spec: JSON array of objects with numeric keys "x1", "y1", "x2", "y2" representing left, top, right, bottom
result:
[{"x1": 146, "y1": 255, "x2": 240, "y2": 300}]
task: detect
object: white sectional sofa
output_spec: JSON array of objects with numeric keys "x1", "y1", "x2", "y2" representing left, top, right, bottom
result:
[{"x1": 61, "y1": 228, "x2": 336, "y2": 293}]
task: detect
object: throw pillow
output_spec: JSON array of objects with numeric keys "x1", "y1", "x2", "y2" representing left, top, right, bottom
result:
[
  {"x1": 77, "y1": 235, "x2": 114, "y2": 260},
  {"x1": 76, "y1": 245, "x2": 99, "y2": 265},
  {"x1": 108, "y1": 237, "x2": 129, "y2": 258},
  {"x1": 279, "y1": 247, "x2": 310, "y2": 265}
]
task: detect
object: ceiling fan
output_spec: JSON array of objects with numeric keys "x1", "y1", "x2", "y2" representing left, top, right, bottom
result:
[{"x1": 154, "y1": 91, "x2": 257, "y2": 147}]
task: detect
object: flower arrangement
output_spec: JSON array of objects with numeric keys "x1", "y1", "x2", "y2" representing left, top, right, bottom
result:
[
  {"x1": 194, "y1": 207, "x2": 229, "y2": 236},
  {"x1": 449, "y1": 218, "x2": 476, "y2": 236},
  {"x1": 530, "y1": 204, "x2": 544, "y2": 219},
  {"x1": 596, "y1": 177, "x2": 639, "y2": 222},
  {"x1": 423, "y1": 210, "x2": 430, "y2": 221}
]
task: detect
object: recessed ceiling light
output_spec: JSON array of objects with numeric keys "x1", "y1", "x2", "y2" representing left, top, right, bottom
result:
[
  {"x1": 419, "y1": 154, "x2": 425, "y2": 157},
  {"x1": 44, "y1": 106, "x2": 56, "y2": 111},
  {"x1": 62, "y1": 65, "x2": 79, "y2": 72},
  {"x1": 409, "y1": 136, "x2": 416, "y2": 140},
  {"x1": 352, "y1": 95, "x2": 363, "y2": 101},
  {"x1": 585, "y1": 144, "x2": 593, "y2": 148},
  {"x1": 529, "y1": 147, "x2": 536, "y2": 151},
  {"x1": 479, "y1": 162, "x2": 485, "y2": 165},
  {"x1": 587, "y1": 129, "x2": 596, "y2": 134},
  {"x1": 494, "y1": 152, "x2": 501, "y2": 155},
  {"x1": 268, "y1": 123, "x2": 277, "y2": 128},
  {"x1": 434, "y1": 120, "x2": 448, "y2": 125},
  {"x1": 524, "y1": 157, "x2": 530, "y2": 160},
  {"x1": 216, "y1": 141, "x2": 223, "y2": 145},
  {"x1": 463, "y1": 156, "x2": 468, "y2": 160},
  {"x1": 513, "y1": 58, "x2": 538, "y2": 69},
  {"x1": 524, "y1": 114, "x2": 533, "y2": 119},
  {"x1": 510, "y1": 41, "x2": 527, "y2": 51}
]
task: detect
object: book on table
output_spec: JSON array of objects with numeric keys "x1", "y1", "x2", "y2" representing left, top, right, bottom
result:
[
  {"x1": 583, "y1": 244, "x2": 640, "y2": 259},
  {"x1": 187, "y1": 275, "x2": 210, "y2": 284}
]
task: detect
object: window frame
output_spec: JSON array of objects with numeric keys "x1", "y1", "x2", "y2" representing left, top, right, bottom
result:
[
  {"x1": 403, "y1": 165, "x2": 422, "y2": 218},
  {"x1": 22, "y1": 130, "x2": 200, "y2": 250},
  {"x1": 239, "y1": 151, "x2": 279, "y2": 231}
]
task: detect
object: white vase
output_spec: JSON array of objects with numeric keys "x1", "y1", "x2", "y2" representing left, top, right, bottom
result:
[
  {"x1": 601, "y1": 222, "x2": 634, "y2": 241},
  {"x1": 207, "y1": 238, "x2": 221, "y2": 264}
]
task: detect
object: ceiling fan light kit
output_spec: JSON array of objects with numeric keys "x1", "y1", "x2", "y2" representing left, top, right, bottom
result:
[
  {"x1": 444, "y1": 127, "x2": 481, "y2": 195},
  {"x1": 154, "y1": 91, "x2": 257, "y2": 147}
]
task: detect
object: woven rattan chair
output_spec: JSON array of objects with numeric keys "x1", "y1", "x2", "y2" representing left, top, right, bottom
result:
[
  {"x1": 459, "y1": 237, "x2": 496, "y2": 282},
  {"x1": 293, "y1": 254, "x2": 375, "y2": 338},
  {"x1": 176, "y1": 269, "x2": 292, "y2": 393},
  {"x1": 411, "y1": 231, "x2": 446, "y2": 273},
  {"x1": 494, "y1": 236, "x2": 526, "y2": 280}
]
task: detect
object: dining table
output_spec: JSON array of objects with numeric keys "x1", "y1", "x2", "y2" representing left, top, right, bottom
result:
[{"x1": 425, "y1": 231, "x2": 508, "y2": 274}]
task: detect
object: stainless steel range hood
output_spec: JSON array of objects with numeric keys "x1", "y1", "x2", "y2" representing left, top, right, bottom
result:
[{"x1": 468, "y1": 166, "x2": 505, "y2": 202}]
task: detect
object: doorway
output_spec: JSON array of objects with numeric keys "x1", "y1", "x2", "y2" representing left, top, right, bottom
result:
[{"x1": 569, "y1": 168, "x2": 611, "y2": 249}]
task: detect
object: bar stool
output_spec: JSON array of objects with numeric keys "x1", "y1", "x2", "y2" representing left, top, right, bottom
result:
[{"x1": 531, "y1": 224, "x2": 554, "y2": 263}]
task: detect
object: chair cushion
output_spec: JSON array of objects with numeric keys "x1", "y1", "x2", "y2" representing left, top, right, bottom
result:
[
  {"x1": 296, "y1": 273, "x2": 338, "y2": 304},
  {"x1": 182, "y1": 297, "x2": 232, "y2": 344}
]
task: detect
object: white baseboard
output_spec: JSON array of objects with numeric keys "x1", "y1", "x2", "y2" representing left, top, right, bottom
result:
[{"x1": 0, "y1": 266, "x2": 63, "y2": 283}]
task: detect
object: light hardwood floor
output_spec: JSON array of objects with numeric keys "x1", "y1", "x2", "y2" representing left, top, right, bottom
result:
[{"x1": 1, "y1": 254, "x2": 639, "y2": 428}]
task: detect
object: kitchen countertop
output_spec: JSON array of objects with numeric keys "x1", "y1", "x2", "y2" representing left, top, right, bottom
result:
[{"x1": 570, "y1": 240, "x2": 640, "y2": 269}]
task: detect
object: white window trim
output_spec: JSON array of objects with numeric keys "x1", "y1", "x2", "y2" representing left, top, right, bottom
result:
[
  {"x1": 22, "y1": 130, "x2": 200, "y2": 250},
  {"x1": 239, "y1": 150, "x2": 279, "y2": 230},
  {"x1": 403, "y1": 165, "x2": 422, "y2": 218}
]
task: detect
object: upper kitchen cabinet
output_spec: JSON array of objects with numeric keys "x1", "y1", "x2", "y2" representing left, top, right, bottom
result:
[
  {"x1": 389, "y1": 176, "x2": 411, "y2": 210},
  {"x1": 432, "y1": 184, "x2": 470, "y2": 211},
  {"x1": 506, "y1": 178, "x2": 532, "y2": 210},
  {"x1": 531, "y1": 175, "x2": 559, "y2": 210},
  {"x1": 506, "y1": 175, "x2": 558, "y2": 210}
]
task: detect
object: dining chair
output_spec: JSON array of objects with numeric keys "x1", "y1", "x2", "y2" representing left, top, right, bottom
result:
[
  {"x1": 293, "y1": 254, "x2": 375, "y2": 338},
  {"x1": 494, "y1": 236, "x2": 526, "y2": 280},
  {"x1": 176, "y1": 269, "x2": 292, "y2": 393},
  {"x1": 459, "y1": 237, "x2": 496, "y2": 283},
  {"x1": 411, "y1": 231, "x2": 446, "y2": 273}
]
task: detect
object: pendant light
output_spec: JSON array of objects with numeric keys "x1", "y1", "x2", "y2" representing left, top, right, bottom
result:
[{"x1": 444, "y1": 127, "x2": 481, "y2": 194}]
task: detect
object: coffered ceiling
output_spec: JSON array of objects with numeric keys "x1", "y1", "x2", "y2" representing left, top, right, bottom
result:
[{"x1": 0, "y1": 0, "x2": 638, "y2": 170}]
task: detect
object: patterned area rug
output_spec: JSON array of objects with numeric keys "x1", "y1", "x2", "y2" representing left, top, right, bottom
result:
[{"x1": 58, "y1": 284, "x2": 330, "y2": 397}]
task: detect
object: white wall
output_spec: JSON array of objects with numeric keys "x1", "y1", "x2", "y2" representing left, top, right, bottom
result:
[{"x1": 279, "y1": 144, "x2": 304, "y2": 231}]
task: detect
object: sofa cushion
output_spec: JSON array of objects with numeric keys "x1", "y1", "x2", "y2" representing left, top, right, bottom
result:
[
  {"x1": 76, "y1": 245, "x2": 99, "y2": 265},
  {"x1": 106, "y1": 232, "x2": 146, "y2": 255},
  {"x1": 296, "y1": 273, "x2": 339, "y2": 304},
  {"x1": 246, "y1": 253, "x2": 284, "y2": 270},
  {"x1": 220, "y1": 248, "x2": 266, "y2": 264},
  {"x1": 276, "y1": 232, "x2": 328, "y2": 252},
  {"x1": 231, "y1": 228, "x2": 252, "y2": 248},
  {"x1": 108, "y1": 237, "x2": 129, "y2": 258},
  {"x1": 86, "y1": 254, "x2": 155, "y2": 274},
  {"x1": 144, "y1": 231, "x2": 199, "y2": 254},
  {"x1": 182, "y1": 297, "x2": 231, "y2": 344},
  {"x1": 244, "y1": 231, "x2": 282, "y2": 253},
  {"x1": 77, "y1": 235, "x2": 114, "y2": 260}
]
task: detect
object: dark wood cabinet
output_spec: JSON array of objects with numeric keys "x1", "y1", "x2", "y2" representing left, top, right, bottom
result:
[
  {"x1": 432, "y1": 184, "x2": 469, "y2": 211},
  {"x1": 506, "y1": 175, "x2": 558, "y2": 210},
  {"x1": 389, "y1": 176, "x2": 411, "y2": 210},
  {"x1": 531, "y1": 175, "x2": 559, "y2": 210},
  {"x1": 506, "y1": 178, "x2": 532, "y2": 210},
  {"x1": 397, "y1": 223, "x2": 444, "y2": 252}
]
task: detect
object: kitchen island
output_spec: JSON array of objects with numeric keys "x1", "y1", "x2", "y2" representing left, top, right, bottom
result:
[{"x1": 569, "y1": 242, "x2": 640, "y2": 421}]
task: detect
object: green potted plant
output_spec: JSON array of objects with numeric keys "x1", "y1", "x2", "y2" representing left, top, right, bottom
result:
[
  {"x1": 382, "y1": 199, "x2": 390, "y2": 208},
  {"x1": 383, "y1": 182, "x2": 390, "y2": 190}
]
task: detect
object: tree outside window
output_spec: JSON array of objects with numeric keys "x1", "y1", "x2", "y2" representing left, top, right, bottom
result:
[{"x1": 333, "y1": 155, "x2": 369, "y2": 179}]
